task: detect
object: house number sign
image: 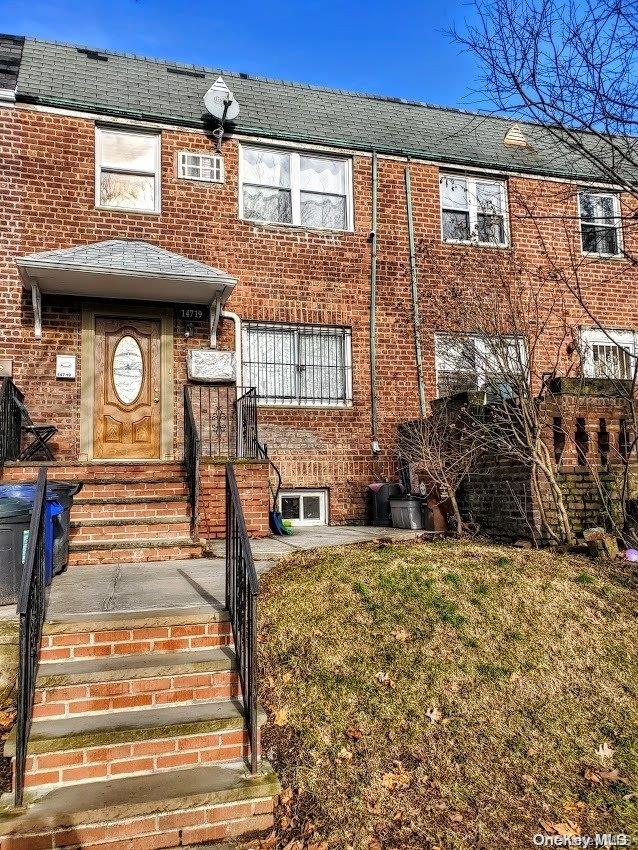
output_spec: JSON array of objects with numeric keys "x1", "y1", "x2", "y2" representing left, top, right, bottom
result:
[
  {"x1": 178, "y1": 305, "x2": 209, "y2": 321},
  {"x1": 56, "y1": 354, "x2": 76, "y2": 379}
]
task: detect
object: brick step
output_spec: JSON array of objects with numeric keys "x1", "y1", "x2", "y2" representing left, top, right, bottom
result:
[
  {"x1": 0, "y1": 760, "x2": 279, "y2": 849},
  {"x1": 75, "y1": 478, "x2": 188, "y2": 500},
  {"x1": 41, "y1": 611, "x2": 232, "y2": 662},
  {"x1": 2, "y1": 461, "x2": 185, "y2": 481},
  {"x1": 34, "y1": 647, "x2": 239, "y2": 719},
  {"x1": 6, "y1": 701, "x2": 264, "y2": 789},
  {"x1": 67, "y1": 537, "x2": 203, "y2": 566},
  {"x1": 69, "y1": 515, "x2": 192, "y2": 542},
  {"x1": 70, "y1": 494, "x2": 189, "y2": 520}
]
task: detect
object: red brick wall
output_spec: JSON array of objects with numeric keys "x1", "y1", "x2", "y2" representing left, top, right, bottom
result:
[
  {"x1": 2, "y1": 103, "x2": 638, "y2": 523},
  {"x1": 198, "y1": 461, "x2": 270, "y2": 539}
]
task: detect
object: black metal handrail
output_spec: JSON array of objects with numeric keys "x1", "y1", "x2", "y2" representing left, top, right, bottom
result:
[
  {"x1": 15, "y1": 467, "x2": 48, "y2": 806},
  {"x1": 225, "y1": 463, "x2": 259, "y2": 774},
  {"x1": 184, "y1": 387, "x2": 201, "y2": 536},
  {"x1": 0, "y1": 377, "x2": 24, "y2": 470},
  {"x1": 256, "y1": 441, "x2": 283, "y2": 513}
]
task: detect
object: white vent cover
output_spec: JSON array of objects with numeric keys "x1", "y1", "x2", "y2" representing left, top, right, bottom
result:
[
  {"x1": 503, "y1": 124, "x2": 530, "y2": 148},
  {"x1": 178, "y1": 152, "x2": 225, "y2": 183}
]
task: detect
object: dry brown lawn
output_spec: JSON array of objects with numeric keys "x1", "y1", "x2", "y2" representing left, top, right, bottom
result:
[{"x1": 244, "y1": 539, "x2": 638, "y2": 850}]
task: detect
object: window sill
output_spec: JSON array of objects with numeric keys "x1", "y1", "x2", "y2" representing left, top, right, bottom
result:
[
  {"x1": 581, "y1": 251, "x2": 627, "y2": 261},
  {"x1": 241, "y1": 217, "x2": 354, "y2": 236},
  {"x1": 443, "y1": 238, "x2": 510, "y2": 250},
  {"x1": 95, "y1": 205, "x2": 161, "y2": 216}
]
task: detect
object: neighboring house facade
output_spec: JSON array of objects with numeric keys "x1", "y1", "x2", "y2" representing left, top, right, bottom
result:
[{"x1": 1, "y1": 34, "x2": 638, "y2": 531}]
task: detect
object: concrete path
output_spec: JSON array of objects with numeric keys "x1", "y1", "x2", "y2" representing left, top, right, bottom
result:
[{"x1": 44, "y1": 525, "x2": 422, "y2": 618}]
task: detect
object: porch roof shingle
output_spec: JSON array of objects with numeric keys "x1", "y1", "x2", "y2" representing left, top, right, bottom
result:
[
  {"x1": 17, "y1": 239, "x2": 233, "y2": 283},
  {"x1": 3, "y1": 33, "x2": 637, "y2": 184}
]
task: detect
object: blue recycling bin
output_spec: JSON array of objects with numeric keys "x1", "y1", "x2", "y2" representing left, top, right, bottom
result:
[{"x1": 0, "y1": 484, "x2": 63, "y2": 585}]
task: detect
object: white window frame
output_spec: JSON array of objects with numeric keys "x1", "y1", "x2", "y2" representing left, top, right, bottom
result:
[
  {"x1": 278, "y1": 489, "x2": 328, "y2": 526},
  {"x1": 238, "y1": 144, "x2": 354, "y2": 232},
  {"x1": 177, "y1": 151, "x2": 225, "y2": 184},
  {"x1": 242, "y1": 321, "x2": 353, "y2": 408},
  {"x1": 440, "y1": 173, "x2": 509, "y2": 247},
  {"x1": 578, "y1": 190, "x2": 623, "y2": 257},
  {"x1": 95, "y1": 126, "x2": 161, "y2": 214},
  {"x1": 434, "y1": 332, "x2": 526, "y2": 397},
  {"x1": 580, "y1": 327, "x2": 637, "y2": 378}
]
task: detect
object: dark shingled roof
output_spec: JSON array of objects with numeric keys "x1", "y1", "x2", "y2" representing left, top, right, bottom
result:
[
  {"x1": 0, "y1": 34, "x2": 23, "y2": 91},
  {"x1": 2, "y1": 34, "x2": 636, "y2": 183}
]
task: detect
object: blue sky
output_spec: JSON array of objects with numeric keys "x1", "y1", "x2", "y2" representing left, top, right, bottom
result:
[{"x1": 0, "y1": 0, "x2": 485, "y2": 111}]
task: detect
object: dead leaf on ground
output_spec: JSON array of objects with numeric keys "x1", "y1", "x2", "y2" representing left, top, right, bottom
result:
[
  {"x1": 584, "y1": 767, "x2": 601, "y2": 784},
  {"x1": 274, "y1": 708, "x2": 289, "y2": 727},
  {"x1": 279, "y1": 786, "x2": 293, "y2": 806},
  {"x1": 282, "y1": 671, "x2": 293, "y2": 684},
  {"x1": 539, "y1": 820, "x2": 580, "y2": 837},
  {"x1": 599, "y1": 768, "x2": 620, "y2": 781},
  {"x1": 509, "y1": 671, "x2": 522, "y2": 686},
  {"x1": 366, "y1": 837, "x2": 383, "y2": 850},
  {"x1": 381, "y1": 763, "x2": 410, "y2": 789},
  {"x1": 345, "y1": 727, "x2": 364, "y2": 740},
  {"x1": 596, "y1": 741, "x2": 614, "y2": 762},
  {"x1": 426, "y1": 706, "x2": 443, "y2": 724},
  {"x1": 374, "y1": 671, "x2": 396, "y2": 688},
  {"x1": 337, "y1": 747, "x2": 353, "y2": 761},
  {"x1": 390, "y1": 627, "x2": 410, "y2": 642}
]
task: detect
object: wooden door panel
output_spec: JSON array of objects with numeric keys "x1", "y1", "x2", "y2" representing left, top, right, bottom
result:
[{"x1": 94, "y1": 317, "x2": 161, "y2": 459}]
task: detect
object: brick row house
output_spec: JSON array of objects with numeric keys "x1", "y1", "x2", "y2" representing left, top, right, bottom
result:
[{"x1": 1, "y1": 32, "x2": 638, "y2": 848}]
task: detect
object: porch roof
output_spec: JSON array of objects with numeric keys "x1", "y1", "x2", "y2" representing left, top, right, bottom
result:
[{"x1": 16, "y1": 239, "x2": 236, "y2": 305}]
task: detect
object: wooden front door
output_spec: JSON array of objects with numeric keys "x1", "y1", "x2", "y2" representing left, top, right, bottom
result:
[{"x1": 93, "y1": 317, "x2": 162, "y2": 459}]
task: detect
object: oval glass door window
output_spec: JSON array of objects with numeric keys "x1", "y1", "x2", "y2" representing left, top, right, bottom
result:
[{"x1": 112, "y1": 335, "x2": 144, "y2": 404}]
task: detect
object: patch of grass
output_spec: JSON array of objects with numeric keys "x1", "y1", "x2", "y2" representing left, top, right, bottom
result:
[
  {"x1": 575, "y1": 570, "x2": 596, "y2": 585},
  {"x1": 253, "y1": 539, "x2": 638, "y2": 849}
]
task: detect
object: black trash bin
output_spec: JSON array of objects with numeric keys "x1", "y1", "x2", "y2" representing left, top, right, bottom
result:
[
  {"x1": 366, "y1": 483, "x2": 404, "y2": 527},
  {"x1": 0, "y1": 498, "x2": 32, "y2": 605},
  {"x1": 48, "y1": 481, "x2": 83, "y2": 575}
]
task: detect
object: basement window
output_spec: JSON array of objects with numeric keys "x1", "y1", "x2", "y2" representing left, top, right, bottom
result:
[
  {"x1": 435, "y1": 333, "x2": 525, "y2": 398},
  {"x1": 579, "y1": 191, "x2": 622, "y2": 256},
  {"x1": 279, "y1": 489, "x2": 328, "y2": 526},
  {"x1": 440, "y1": 174, "x2": 509, "y2": 246},
  {"x1": 95, "y1": 127, "x2": 160, "y2": 213},
  {"x1": 178, "y1": 151, "x2": 224, "y2": 183},
  {"x1": 239, "y1": 145, "x2": 353, "y2": 231},
  {"x1": 580, "y1": 327, "x2": 637, "y2": 379},
  {"x1": 242, "y1": 321, "x2": 352, "y2": 407}
]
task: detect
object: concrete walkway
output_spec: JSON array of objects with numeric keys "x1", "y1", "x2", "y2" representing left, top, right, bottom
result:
[{"x1": 45, "y1": 525, "x2": 422, "y2": 618}]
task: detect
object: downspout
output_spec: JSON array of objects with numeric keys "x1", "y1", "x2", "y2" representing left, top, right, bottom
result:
[
  {"x1": 404, "y1": 165, "x2": 427, "y2": 417},
  {"x1": 220, "y1": 309, "x2": 242, "y2": 387},
  {"x1": 369, "y1": 151, "x2": 380, "y2": 454}
]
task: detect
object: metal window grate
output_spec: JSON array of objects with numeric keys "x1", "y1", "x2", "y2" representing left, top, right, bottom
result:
[
  {"x1": 242, "y1": 321, "x2": 352, "y2": 406},
  {"x1": 592, "y1": 343, "x2": 632, "y2": 379}
]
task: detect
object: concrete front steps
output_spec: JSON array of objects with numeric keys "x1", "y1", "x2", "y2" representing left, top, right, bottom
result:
[
  {"x1": 2, "y1": 461, "x2": 204, "y2": 565},
  {"x1": 0, "y1": 608, "x2": 279, "y2": 849}
]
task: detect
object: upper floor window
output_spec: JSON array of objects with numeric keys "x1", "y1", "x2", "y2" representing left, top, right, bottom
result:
[
  {"x1": 440, "y1": 174, "x2": 508, "y2": 246},
  {"x1": 579, "y1": 191, "x2": 622, "y2": 256},
  {"x1": 581, "y1": 327, "x2": 636, "y2": 379},
  {"x1": 95, "y1": 127, "x2": 160, "y2": 213},
  {"x1": 240, "y1": 146, "x2": 353, "y2": 231},
  {"x1": 435, "y1": 332, "x2": 525, "y2": 398},
  {"x1": 178, "y1": 151, "x2": 224, "y2": 183},
  {"x1": 242, "y1": 321, "x2": 352, "y2": 406}
]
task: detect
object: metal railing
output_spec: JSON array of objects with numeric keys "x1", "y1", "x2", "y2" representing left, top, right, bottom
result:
[
  {"x1": 0, "y1": 377, "x2": 23, "y2": 470},
  {"x1": 15, "y1": 467, "x2": 48, "y2": 806},
  {"x1": 185, "y1": 385, "x2": 259, "y2": 460},
  {"x1": 184, "y1": 387, "x2": 201, "y2": 536},
  {"x1": 225, "y1": 463, "x2": 259, "y2": 774}
]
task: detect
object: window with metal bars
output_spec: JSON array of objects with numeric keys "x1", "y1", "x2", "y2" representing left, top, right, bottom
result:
[
  {"x1": 242, "y1": 322, "x2": 352, "y2": 406},
  {"x1": 581, "y1": 327, "x2": 637, "y2": 379}
]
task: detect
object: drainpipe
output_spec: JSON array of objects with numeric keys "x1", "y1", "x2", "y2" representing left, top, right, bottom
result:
[
  {"x1": 369, "y1": 151, "x2": 380, "y2": 455},
  {"x1": 221, "y1": 309, "x2": 242, "y2": 386},
  {"x1": 405, "y1": 165, "x2": 427, "y2": 417}
]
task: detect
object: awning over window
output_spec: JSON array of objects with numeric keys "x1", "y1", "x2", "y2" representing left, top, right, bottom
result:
[{"x1": 16, "y1": 239, "x2": 236, "y2": 305}]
